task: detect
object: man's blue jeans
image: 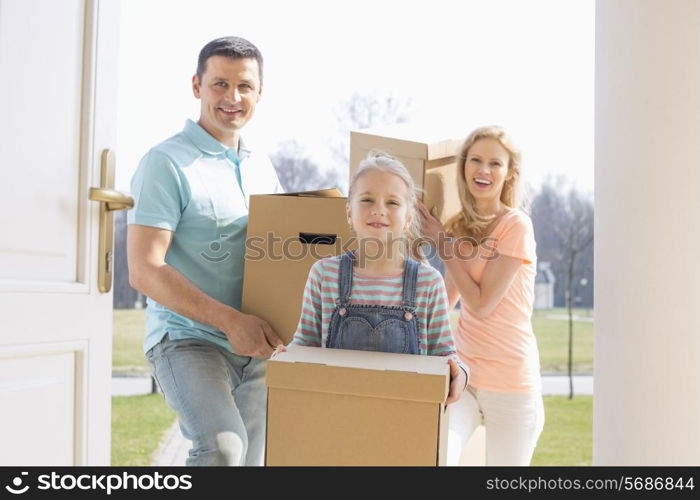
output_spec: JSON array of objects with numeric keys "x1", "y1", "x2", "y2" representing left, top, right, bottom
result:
[{"x1": 146, "y1": 334, "x2": 267, "y2": 466}]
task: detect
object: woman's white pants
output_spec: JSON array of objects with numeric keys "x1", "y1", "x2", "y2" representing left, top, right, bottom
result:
[{"x1": 447, "y1": 386, "x2": 545, "y2": 466}]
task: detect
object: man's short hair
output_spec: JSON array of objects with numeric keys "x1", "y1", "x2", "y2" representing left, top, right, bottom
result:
[{"x1": 196, "y1": 36, "x2": 263, "y2": 85}]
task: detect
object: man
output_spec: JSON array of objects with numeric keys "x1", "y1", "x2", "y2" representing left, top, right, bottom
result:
[{"x1": 127, "y1": 36, "x2": 283, "y2": 466}]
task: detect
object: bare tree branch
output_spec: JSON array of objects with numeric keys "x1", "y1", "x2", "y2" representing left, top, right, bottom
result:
[
  {"x1": 330, "y1": 90, "x2": 413, "y2": 176},
  {"x1": 270, "y1": 140, "x2": 342, "y2": 193}
]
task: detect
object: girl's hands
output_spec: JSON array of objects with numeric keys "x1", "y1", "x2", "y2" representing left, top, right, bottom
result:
[{"x1": 446, "y1": 357, "x2": 467, "y2": 405}]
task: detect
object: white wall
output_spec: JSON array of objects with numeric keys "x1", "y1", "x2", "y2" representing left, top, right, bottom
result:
[{"x1": 594, "y1": 0, "x2": 700, "y2": 465}]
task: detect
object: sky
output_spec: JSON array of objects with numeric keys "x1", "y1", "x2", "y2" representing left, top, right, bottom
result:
[{"x1": 116, "y1": 0, "x2": 594, "y2": 194}]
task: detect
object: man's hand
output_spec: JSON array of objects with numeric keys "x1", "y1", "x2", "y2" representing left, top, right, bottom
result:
[
  {"x1": 218, "y1": 309, "x2": 284, "y2": 358},
  {"x1": 128, "y1": 224, "x2": 284, "y2": 358},
  {"x1": 446, "y1": 357, "x2": 466, "y2": 405}
]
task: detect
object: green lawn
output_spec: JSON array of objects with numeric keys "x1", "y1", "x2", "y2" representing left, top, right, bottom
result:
[
  {"x1": 537, "y1": 307, "x2": 594, "y2": 318},
  {"x1": 532, "y1": 313, "x2": 594, "y2": 374},
  {"x1": 532, "y1": 396, "x2": 592, "y2": 466},
  {"x1": 113, "y1": 309, "x2": 150, "y2": 374},
  {"x1": 111, "y1": 394, "x2": 176, "y2": 466}
]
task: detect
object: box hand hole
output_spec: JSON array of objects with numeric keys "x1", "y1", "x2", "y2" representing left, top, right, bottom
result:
[{"x1": 298, "y1": 232, "x2": 337, "y2": 245}]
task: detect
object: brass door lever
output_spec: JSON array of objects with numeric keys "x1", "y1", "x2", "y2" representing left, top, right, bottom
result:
[{"x1": 88, "y1": 149, "x2": 134, "y2": 293}]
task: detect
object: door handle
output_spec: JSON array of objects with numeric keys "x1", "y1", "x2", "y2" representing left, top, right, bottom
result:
[
  {"x1": 88, "y1": 149, "x2": 133, "y2": 293},
  {"x1": 89, "y1": 187, "x2": 133, "y2": 211}
]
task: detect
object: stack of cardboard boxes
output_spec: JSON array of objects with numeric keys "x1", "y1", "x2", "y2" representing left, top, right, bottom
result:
[{"x1": 242, "y1": 125, "x2": 485, "y2": 466}]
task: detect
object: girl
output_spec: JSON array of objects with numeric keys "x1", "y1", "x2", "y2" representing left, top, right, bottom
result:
[
  {"x1": 419, "y1": 126, "x2": 544, "y2": 465},
  {"x1": 290, "y1": 152, "x2": 467, "y2": 404}
]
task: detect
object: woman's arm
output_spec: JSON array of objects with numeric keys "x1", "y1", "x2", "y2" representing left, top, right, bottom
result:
[
  {"x1": 444, "y1": 271, "x2": 461, "y2": 311},
  {"x1": 418, "y1": 202, "x2": 523, "y2": 318},
  {"x1": 443, "y1": 251, "x2": 522, "y2": 318}
]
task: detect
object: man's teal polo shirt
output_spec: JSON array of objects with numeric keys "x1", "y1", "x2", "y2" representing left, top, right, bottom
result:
[{"x1": 127, "y1": 119, "x2": 284, "y2": 354}]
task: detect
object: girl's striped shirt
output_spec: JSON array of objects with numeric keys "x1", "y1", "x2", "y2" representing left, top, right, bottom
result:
[{"x1": 291, "y1": 255, "x2": 458, "y2": 358}]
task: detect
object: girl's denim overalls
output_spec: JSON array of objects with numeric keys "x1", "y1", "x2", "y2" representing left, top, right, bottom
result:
[{"x1": 326, "y1": 251, "x2": 420, "y2": 354}]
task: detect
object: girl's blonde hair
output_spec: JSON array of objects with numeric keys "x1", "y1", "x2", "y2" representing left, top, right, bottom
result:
[
  {"x1": 446, "y1": 126, "x2": 523, "y2": 241},
  {"x1": 348, "y1": 151, "x2": 425, "y2": 262}
]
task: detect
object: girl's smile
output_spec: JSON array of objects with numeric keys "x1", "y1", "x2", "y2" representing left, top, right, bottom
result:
[{"x1": 347, "y1": 170, "x2": 412, "y2": 242}]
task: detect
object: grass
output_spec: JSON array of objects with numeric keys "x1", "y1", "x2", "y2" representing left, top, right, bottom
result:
[
  {"x1": 111, "y1": 310, "x2": 175, "y2": 466},
  {"x1": 113, "y1": 309, "x2": 150, "y2": 374},
  {"x1": 111, "y1": 394, "x2": 177, "y2": 466},
  {"x1": 532, "y1": 312, "x2": 594, "y2": 374},
  {"x1": 531, "y1": 396, "x2": 592, "y2": 466},
  {"x1": 539, "y1": 307, "x2": 594, "y2": 318}
]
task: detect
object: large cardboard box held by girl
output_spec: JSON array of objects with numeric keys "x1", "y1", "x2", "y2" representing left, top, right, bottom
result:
[
  {"x1": 265, "y1": 345, "x2": 450, "y2": 466},
  {"x1": 350, "y1": 124, "x2": 463, "y2": 225}
]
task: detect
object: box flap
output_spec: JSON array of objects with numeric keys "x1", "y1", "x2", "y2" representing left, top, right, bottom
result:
[
  {"x1": 266, "y1": 345, "x2": 449, "y2": 403},
  {"x1": 351, "y1": 123, "x2": 462, "y2": 160},
  {"x1": 275, "y1": 344, "x2": 447, "y2": 374},
  {"x1": 274, "y1": 188, "x2": 344, "y2": 197}
]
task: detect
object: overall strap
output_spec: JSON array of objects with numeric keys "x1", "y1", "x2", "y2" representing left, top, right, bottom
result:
[
  {"x1": 401, "y1": 258, "x2": 419, "y2": 310},
  {"x1": 337, "y1": 250, "x2": 355, "y2": 306}
]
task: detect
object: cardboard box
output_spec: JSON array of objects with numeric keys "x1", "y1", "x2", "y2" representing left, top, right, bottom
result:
[
  {"x1": 350, "y1": 124, "x2": 463, "y2": 225},
  {"x1": 242, "y1": 189, "x2": 354, "y2": 343},
  {"x1": 265, "y1": 345, "x2": 450, "y2": 466}
]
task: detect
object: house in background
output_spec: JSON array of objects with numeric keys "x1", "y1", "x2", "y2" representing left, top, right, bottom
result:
[{"x1": 534, "y1": 261, "x2": 555, "y2": 310}]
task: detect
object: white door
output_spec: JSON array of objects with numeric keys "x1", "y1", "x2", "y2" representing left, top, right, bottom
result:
[{"x1": 0, "y1": 0, "x2": 122, "y2": 465}]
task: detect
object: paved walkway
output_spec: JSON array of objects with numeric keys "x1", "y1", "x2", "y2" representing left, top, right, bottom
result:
[
  {"x1": 112, "y1": 373, "x2": 594, "y2": 466},
  {"x1": 150, "y1": 420, "x2": 191, "y2": 467},
  {"x1": 111, "y1": 375, "x2": 153, "y2": 396}
]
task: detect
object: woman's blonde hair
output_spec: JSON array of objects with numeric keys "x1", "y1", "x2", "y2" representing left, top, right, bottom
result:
[
  {"x1": 446, "y1": 126, "x2": 523, "y2": 241},
  {"x1": 348, "y1": 151, "x2": 425, "y2": 262}
]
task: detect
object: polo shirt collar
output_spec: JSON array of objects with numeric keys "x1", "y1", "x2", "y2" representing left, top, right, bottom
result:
[
  {"x1": 238, "y1": 137, "x2": 251, "y2": 159},
  {"x1": 182, "y1": 119, "x2": 250, "y2": 160}
]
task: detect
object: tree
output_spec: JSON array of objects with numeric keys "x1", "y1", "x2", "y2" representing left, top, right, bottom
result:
[
  {"x1": 531, "y1": 177, "x2": 593, "y2": 399},
  {"x1": 329, "y1": 90, "x2": 413, "y2": 191},
  {"x1": 270, "y1": 140, "x2": 342, "y2": 193},
  {"x1": 531, "y1": 179, "x2": 594, "y2": 310}
]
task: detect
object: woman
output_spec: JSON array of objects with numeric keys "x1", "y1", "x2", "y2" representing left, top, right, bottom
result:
[{"x1": 419, "y1": 126, "x2": 543, "y2": 466}]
